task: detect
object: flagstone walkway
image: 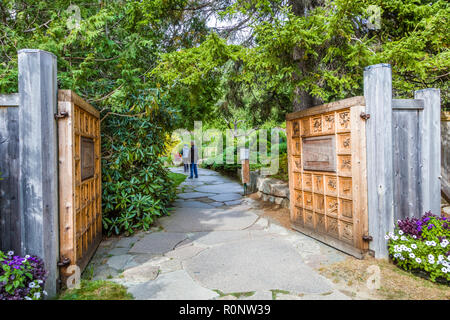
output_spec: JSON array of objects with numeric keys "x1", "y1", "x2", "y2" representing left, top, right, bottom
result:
[{"x1": 87, "y1": 167, "x2": 351, "y2": 300}]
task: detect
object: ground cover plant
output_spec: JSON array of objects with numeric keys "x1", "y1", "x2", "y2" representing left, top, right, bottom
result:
[
  {"x1": 387, "y1": 212, "x2": 450, "y2": 282},
  {"x1": 0, "y1": 250, "x2": 47, "y2": 300}
]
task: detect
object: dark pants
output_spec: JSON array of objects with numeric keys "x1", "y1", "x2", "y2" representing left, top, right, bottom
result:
[
  {"x1": 189, "y1": 164, "x2": 198, "y2": 178},
  {"x1": 183, "y1": 164, "x2": 189, "y2": 172}
]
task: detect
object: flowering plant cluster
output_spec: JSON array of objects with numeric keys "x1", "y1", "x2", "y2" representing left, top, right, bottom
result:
[
  {"x1": 0, "y1": 250, "x2": 48, "y2": 300},
  {"x1": 386, "y1": 212, "x2": 450, "y2": 282}
]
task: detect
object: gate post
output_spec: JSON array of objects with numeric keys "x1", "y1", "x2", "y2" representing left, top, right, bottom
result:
[
  {"x1": 415, "y1": 89, "x2": 441, "y2": 215},
  {"x1": 18, "y1": 49, "x2": 59, "y2": 297},
  {"x1": 364, "y1": 64, "x2": 394, "y2": 259}
]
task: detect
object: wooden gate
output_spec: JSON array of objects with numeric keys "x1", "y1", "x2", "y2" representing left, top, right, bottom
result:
[
  {"x1": 286, "y1": 97, "x2": 369, "y2": 258},
  {"x1": 57, "y1": 90, "x2": 102, "y2": 281}
]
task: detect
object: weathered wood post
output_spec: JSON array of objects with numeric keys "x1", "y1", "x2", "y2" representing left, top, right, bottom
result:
[
  {"x1": 18, "y1": 49, "x2": 59, "y2": 297},
  {"x1": 364, "y1": 64, "x2": 394, "y2": 259},
  {"x1": 0, "y1": 94, "x2": 20, "y2": 254},
  {"x1": 415, "y1": 88, "x2": 441, "y2": 215}
]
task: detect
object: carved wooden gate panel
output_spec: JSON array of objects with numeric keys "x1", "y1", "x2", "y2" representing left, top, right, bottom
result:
[
  {"x1": 286, "y1": 97, "x2": 369, "y2": 258},
  {"x1": 57, "y1": 90, "x2": 102, "y2": 281}
]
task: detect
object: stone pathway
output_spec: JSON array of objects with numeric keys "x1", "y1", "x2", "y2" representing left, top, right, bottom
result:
[{"x1": 87, "y1": 167, "x2": 350, "y2": 300}]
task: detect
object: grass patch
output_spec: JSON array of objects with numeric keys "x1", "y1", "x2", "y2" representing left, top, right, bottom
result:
[
  {"x1": 168, "y1": 171, "x2": 187, "y2": 188},
  {"x1": 271, "y1": 289, "x2": 290, "y2": 300},
  {"x1": 58, "y1": 280, "x2": 133, "y2": 300},
  {"x1": 213, "y1": 289, "x2": 255, "y2": 299},
  {"x1": 319, "y1": 257, "x2": 450, "y2": 300}
]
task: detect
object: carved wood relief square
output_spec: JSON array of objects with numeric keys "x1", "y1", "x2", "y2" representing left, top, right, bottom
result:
[
  {"x1": 313, "y1": 175, "x2": 324, "y2": 194},
  {"x1": 303, "y1": 191, "x2": 313, "y2": 210},
  {"x1": 313, "y1": 193, "x2": 325, "y2": 213},
  {"x1": 338, "y1": 155, "x2": 352, "y2": 176},
  {"x1": 305, "y1": 210, "x2": 314, "y2": 227},
  {"x1": 339, "y1": 198, "x2": 353, "y2": 219},
  {"x1": 327, "y1": 217, "x2": 339, "y2": 238},
  {"x1": 303, "y1": 173, "x2": 312, "y2": 191},
  {"x1": 326, "y1": 196, "x2": 339, "y2": 216},
  {"x1": 337, "y1": 133, "x2": 351, "y2": 154},
  {"x1": 322, "y1": 113, "x2": 335, "y2": 133},
  {"x1": 312, "y1": 117, "x2": 322, "y2": 134},
  {"x1": 316, "y1": 213, "x2": 326, "y2": 233},
  {"x1": 325, "y1": 175, "x2": 337, "y2": 195},
  {"x1": 339, "y1": 177, "x2": 352, "y2": 199},
  {"x1": 341, "y1": 222, "x2": 354, "y2": 243},
  {"x1": 337, "y1": 111, "x2": 350, "y2": 131}
]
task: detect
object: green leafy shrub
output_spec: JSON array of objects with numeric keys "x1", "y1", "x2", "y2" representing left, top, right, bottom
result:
[
  {"x1": 387, "y1": 212, "x2": 450, "y2": 282},
  {"x1": 101, "y1": 94, "x2": 177, "y2": 236}
]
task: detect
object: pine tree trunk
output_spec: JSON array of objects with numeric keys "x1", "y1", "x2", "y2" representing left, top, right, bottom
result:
[{"x1": 290, "y1": 0, "x2": 324, "y2": 112}]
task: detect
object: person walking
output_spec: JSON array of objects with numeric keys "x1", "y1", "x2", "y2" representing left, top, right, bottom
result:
[
  {"x1": 187, "y1": 140, "x2": 199, "y2": 179},
  {"x1": 181, "y1": 144, "x2": 189, "y2": 173}
]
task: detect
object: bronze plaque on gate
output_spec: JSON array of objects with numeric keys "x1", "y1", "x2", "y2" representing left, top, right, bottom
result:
[
  {"x1": 81, "y1": 137, "x2": 95, "y2": 180},
  {"x1": 302, "y1": 135, "x2": 336, "y2": 172}
]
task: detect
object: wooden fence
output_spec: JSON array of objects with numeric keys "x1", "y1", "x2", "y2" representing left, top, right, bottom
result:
[
  {"x1": 442, "y1": 111, "x2": 450, "y2": 203},
  {"x1": 286, "y1": 64, "x2": 441, "y2": 259},
  {"x1": 0, "y1": 50, "x2": 102, "y2": 297},
  {"x1": 57, "y1": 90, "x2": 102, "y2": 282},
  {"x1": 286, "y1": 97, "x2": 369, "y2": 258},
  {"x1": 0, "y1": 50, "x2": 59, "y2": 296}
]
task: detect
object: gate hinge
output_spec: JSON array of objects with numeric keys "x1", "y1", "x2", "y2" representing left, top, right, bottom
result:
[
  {"x1": 363, "y1": 235, "x2": 373, "y2": 242},
  {"x1": 360, "y1": 112, "x2": 370, "y2": 120},
  {"x1": 57, "y1": 257, "x2": 71, "y2": 267},
  {"x1": 54, "y1": 111, "x2": 69, "y2": 119}
]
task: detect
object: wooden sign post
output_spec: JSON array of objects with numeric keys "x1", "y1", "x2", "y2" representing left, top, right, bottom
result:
[{"x1": 240, "y1": 148, "x2": 250, "y2": 194}]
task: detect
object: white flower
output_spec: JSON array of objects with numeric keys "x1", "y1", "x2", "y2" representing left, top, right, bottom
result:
[
  {"x1": 34, "y1": 292, "x2": 41, "y2": 299},
  {"x1": 441, "y1": 240, "x2": 449, "y2": 248},
  {"x1": 416, "y1": 258, "x2": 422, "y2": 264},
  {"x1": 384, "y1": 234, "x2": 390, "y2": 240},
  {"x1": 406, "y1": 247, "x2": 412, "y2": 252},
  {"x1": 412, "y1": 235, "x2": 417, "y2": 239},
  {"x1": 37, "y1": 280, "x2": 43, "y2": 284},
  {"x1": 398, "y1": 230, "x2": 404, "y2": 235},
  {"x1": 389, "y1": 232, "x2": 394, "y2": 238},
  {"x1": 43, "y1": 290, "x2": 48, "y2": 296},
  {"x1": 430, "y1": 241, "x2": 437, "y2": 247},
  {"x1": 401, "y1": 236, "x2": 408, "y2": 241},
  {"x1": 24, "y1": 296, "x2": 32, "y2": 300},
  {"x1": 409, "y1": 253, "x2": 415, "y2": 259},
  {"x1": 400, "y1": 257, "x2": 405, "y2": 261},
  {"x1": 392, "y1": 236, "x2": 399, "y2": 240},
  {"x1": 29, "y1": 282, "x2": 35, "y2": 288},
  {"x1": 25, "y1": 255, "x2": 30, "y2": 259},
  {"x1": 442, "y1": 267, "x2": 448, "y2": 274},
  {"x1": 411, "y1": 244, "x2": 417, "y2": 249},
  {"x1": 7, "y1": 251, "x2": 14, "y2": 256},
  {"x1": 428, "y1": 254, "x2": 435, "y2": 260}
]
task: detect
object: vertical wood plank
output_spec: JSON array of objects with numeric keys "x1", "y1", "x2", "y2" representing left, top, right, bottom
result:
[
  {"x1": 350, "y1": 105, "x2": 369, "y2": 251},
  {"x1": 18, "y1": 49, "x2": 59, "y2": 297},
  {"x1": 0, "y1": 104, "x2": 20, "y2": 253},
  {"x1": 286, "y1": 120, "x2": 295, "y2": 222},
  {"x1": 441, "y1": 112, "x2": 450, "y2": 203},
  {"x1": 392, "y1": 109, "x2": 421, "y2": 219},
  {"x1": 415, "y1": 89, "x2": 441, "y2": 215},
  {"x1": 57, "y1": 97, "x2": 75, "y2": 282},
  {"x1": 364, "y1": 63, "x2": 394, "y2": 259}
]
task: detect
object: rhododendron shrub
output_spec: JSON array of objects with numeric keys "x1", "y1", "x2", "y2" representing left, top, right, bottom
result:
[{"x1": 387, "y1": 212, "x2": 450, "y2": 282}]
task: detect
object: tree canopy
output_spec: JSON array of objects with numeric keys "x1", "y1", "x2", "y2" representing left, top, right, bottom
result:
[{"x1": 0, "y1": 0, "x2": 448, "y2": 234}]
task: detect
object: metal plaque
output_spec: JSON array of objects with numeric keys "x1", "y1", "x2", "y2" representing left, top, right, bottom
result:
[
  {"x1": 302, "y1": 135, "x2": 336, "y2": 172},
  {"x1": 81, "y1": 137, "x2": 95, "y2": 180}
]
